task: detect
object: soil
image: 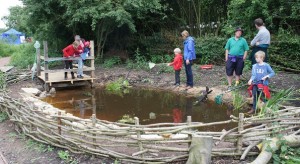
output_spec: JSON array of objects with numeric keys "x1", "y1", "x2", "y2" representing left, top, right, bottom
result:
[{"x1": 1, "y1": 57, "x2": 300, "y2": 163}]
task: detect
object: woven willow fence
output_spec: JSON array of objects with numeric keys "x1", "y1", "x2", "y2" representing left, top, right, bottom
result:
[{"x1": 0, "y1": 92, "x2": 300, "y2": 163}]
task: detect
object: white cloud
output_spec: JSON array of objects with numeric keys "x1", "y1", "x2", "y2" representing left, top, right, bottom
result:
[{"x1": 0, "y1": 0, "x2": 23, "y2": 29}]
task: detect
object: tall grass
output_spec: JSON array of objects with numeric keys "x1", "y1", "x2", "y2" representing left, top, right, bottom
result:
[
  {"x1": 10, "y1": 43, "x2": 35, "y2": 68},
  {"x1": 0, "y1": 41, "x2": 19, "y2": 57}
]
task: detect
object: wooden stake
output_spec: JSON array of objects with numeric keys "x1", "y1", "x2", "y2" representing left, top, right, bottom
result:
[{"x1": 237, "y1": 113, "x2": 244, "y2": 154}]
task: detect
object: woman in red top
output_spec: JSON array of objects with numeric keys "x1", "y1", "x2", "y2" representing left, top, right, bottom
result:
[
  {"x1": 168, "y1": 48, "x2": 183, "y2": 86},
  {"x1": 62, "y1": 41, "x2": 80, "y2": 79}
]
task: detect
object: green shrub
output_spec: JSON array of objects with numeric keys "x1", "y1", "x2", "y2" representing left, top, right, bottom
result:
[
  {"x1": 0, "y1": 41, "x2": 19, "y2": 57},
  {"x1": 195, "y1": 36, "x2": 227, "y2": 64},
  {"x1": 10, "y1": 43, "x2": 35, "y2": 68},
  {"x1": 126, "y1": 48, "x2": 149, "y2": 70},
  {"x1": 103, "y1": 56, "x2": 121, "y2": 68}
]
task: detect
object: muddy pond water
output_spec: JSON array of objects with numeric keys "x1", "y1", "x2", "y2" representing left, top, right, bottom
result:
[{"x1": 42, "y1": 87, "x2": 237, "y2": 131}]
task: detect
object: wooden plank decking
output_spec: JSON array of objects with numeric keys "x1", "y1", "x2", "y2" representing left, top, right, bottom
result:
[{"x1": 38, "y1": 72, "x2": 95, "y2": 85}]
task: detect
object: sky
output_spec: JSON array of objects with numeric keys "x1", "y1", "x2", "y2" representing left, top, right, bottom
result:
[{"x1": 0, "y1": 0, "x2": 23, "y2": 29}]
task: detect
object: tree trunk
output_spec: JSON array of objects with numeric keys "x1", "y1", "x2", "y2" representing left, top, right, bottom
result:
[
  {"x1": 186, "y1": 135, "x2": 213, "y2": 164},
  {"x1": 251, "y1": 135, "x2": 300, "y2": 164}
]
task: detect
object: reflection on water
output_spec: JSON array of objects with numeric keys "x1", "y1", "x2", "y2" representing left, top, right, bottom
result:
[{"x1": 42, "y1": 87, "x2": 237, "y2": 131}]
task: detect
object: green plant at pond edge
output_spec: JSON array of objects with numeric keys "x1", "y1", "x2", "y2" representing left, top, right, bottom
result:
[
  {"x1": 103, "y1": 56, "x2": 121, "y2": 68},
  {"x1": 106, "y1": 78, "x2": 131, "y2": 96},
  {"x1": 117, "y1": 114, "x2": 135, "y2": 124},
  {"x1": 232, "y1": 91, "x2": 247, "y2": 111},
  {"x1": 0, "y1": 111, "x2": 8, "y2": 122},
  {"x1": 126, "y1": 48, "x2": 148, "y2": 70},
  {"x1": 156, "y1": 63, "x2": 173, "y2": 74},
  {"x1": 259, "y1": 87, "x2": 294, "y2": 116},
  {"x1": 58, "y1": 150, "x2": 78, "y2": 164}
]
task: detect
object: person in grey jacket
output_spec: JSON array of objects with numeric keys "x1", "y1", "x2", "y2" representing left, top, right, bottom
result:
[{"x1": 249, "y1": 18, "x2": 271, "y2": 65}]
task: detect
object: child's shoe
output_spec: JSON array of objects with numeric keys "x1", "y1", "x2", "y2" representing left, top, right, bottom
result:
[{"x1": 235, "y1": 81, "x2": 240, "y2": 86}]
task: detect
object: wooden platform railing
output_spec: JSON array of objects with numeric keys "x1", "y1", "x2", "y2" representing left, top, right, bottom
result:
[{"x1": 37, "y1": 41, "x2": 96, "y2": 82}]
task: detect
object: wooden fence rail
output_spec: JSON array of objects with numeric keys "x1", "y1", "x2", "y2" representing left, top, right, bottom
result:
[{"x1": 0, "y1": 93, "x2": 299, "y2": 163}]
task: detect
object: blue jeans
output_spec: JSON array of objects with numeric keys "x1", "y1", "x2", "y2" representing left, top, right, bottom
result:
[
  {"x1": 184, "y1": 60, "x2": 193, "y2": 87},
  {"x1": 77, "y1": 58, "x2": 83, "y2": 76},
  {"x1": 252, "y1": 85, "x2": 265, "y2": 110}
]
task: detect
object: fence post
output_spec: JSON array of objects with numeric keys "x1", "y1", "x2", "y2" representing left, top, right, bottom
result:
[
  {"x1": 134, "y1": 117, "x2": 144, "y2": 160},
  {"x1": 237, "y1": 113, "x2": 244, "y2": 154},
  {"x1": 90, "y1": 41, "x2": 95, "y2": 78},
  {"x1": 187, "y1": 116, "x2": 192, "y2": 147},
  {"x1": 36, "y1": 45, "x2": 41, "y2": 76},
  {"x1": 43, "y1": 41, "x2": 49, "y2": 81},
  {"x1": 92, "y1": 114, "x2": 97, "y2": 149},
  {"x1": 57, "y1": 111, "x2": 62, "y2": 135}
]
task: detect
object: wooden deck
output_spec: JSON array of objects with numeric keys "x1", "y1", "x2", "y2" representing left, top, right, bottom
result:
[
  {"x1": 35, "y1": 41, "x2": 96, "y2": 91},
  {"x1": 38, "y1": 72, "x2": 96, "y2": 86}
]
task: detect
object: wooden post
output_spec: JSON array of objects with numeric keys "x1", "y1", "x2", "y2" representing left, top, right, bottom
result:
[
  {"x1": 237, "y1": 113, "x2": 244, "y2": 154},
  {"x1": 134, "y1": 117, "x2": 144, "y2": 160},
  {"x1": 57, "y1": 111, "x2": 62, "y2": 135},
  {"x1": 92, "y1": 90, "x2": 96, "y2": 116},
  {"x1": 90, "y1": 41, "x2": 95, "y2": 78},
  {"x1": 36, "y1": 46, "x2": 41, "y2": 76},
  {"x1": 187, "y1": 116, "x2": 192, "y2": 147},
  {"x1": 186, "y1": 135, "x2": 213, "y2": 164},
  {"x1": 92, "y1": 114, "x2": 96, "y2": 148},
  {"x1": 43, "y1": 41, "x2": 49, "y2": 81}
]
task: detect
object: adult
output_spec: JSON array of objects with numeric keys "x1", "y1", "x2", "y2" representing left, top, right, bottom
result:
[
  {"x1": 181, "y1": 30, "x2": 196, "y2": 89},
  {"x1": 74, "y1": 35, "x2": 84, "y2": 78},
  {"x1": 225, "y1": 27, "x2": 249, "y2": 88},
  {"x1": 249, "y1": 18, "x2": 271, "y2": 65}
]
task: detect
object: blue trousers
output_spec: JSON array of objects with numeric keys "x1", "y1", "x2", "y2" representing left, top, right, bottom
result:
[
  {"x1": 252, "y1": 85, "x2": 266, "y2": 110},
  {"x1": 184, "y1": 60, "x2": 193, "y2": 87}
]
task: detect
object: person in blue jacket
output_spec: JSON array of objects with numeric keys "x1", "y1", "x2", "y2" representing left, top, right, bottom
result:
[{"x1": 181, "y1": 30, "x2": 196, "y2": 89}]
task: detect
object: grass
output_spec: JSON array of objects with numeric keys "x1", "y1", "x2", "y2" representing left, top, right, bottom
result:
[
  {"x1": 58, "y1": 150, "x2": 78, "y2": 164},
  {"x1": 26, "y1": 139, "x2": 54, "y2": 153},
  {"x1": 0, "y1": 111, "x2": 8, "y2": 122}
]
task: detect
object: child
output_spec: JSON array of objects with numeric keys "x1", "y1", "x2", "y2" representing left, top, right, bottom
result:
[
  {"x1": 168, "y1": 48, "x2": 183, "y2": 86},
  {"x1": 62, "y1": 41, "x2": 81, "y2": 79},
  {"x1": 247, "y1": 51, "x2": 275, "y2": 114}
]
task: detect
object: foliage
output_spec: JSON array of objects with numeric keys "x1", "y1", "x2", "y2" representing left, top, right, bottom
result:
[
  {"x1": 26, "y1": 139, "x2": 54, "y2": 153},
  {"x1": 1, "y1": 6, "x2": 31, "y2": 35},
  {"x1": 268, "y1": 32, "x2": 300, "y2": 70},
  {"x1": 58, "y1": 150, "x2": 78, "y2": 164},
  {"x1": 103, "y1": 56, "x2": 121, "y2": 68},
  {"x1": 126, "y1": 48, "x2": 148, "y2": 70},
  {"x1": 0, "y1": 41, "x2": 19, "y2": 57},
  {"x1": 0, "y1": 111, "x2": 8, "y2": 123},
  {"x1": 270, "y1": 131, "x2": 300, "y2": 164},
  {"x1": 10, "y1": 43, "x2": 35, "y2": 68},
  {"x1": 156, "y1": 63, "x2": 173, "y2": 74},
  {"x1": 195, "y1": 36, "x2": 227, "y2": 64},
  {"x1": 0, "y1": 72, "x2": 7, "y2": 91},
  {"x1": 224, "y1": 0, "x2": 300, "y2": 36},
  {"x1": 117, "y1": 114, "x2": 135, "y2": 124},
  {"x1": 105, "y1": 78, "x2": 131, "y2": 96},
  {"x1": 232, "y1": 91, "x2": 247, "y2": 111},
  {"x1": 259, "y1": 87, "x2": 294, "y2": 116}
]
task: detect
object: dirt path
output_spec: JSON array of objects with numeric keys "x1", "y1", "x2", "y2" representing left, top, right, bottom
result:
[{"x1": 0, "y1": 57, "x2": 11, "y2": 67}]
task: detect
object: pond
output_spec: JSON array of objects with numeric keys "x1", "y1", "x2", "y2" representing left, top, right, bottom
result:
[{"x1": 42, "y1": 87, "x2": 237, "y2": 131}]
